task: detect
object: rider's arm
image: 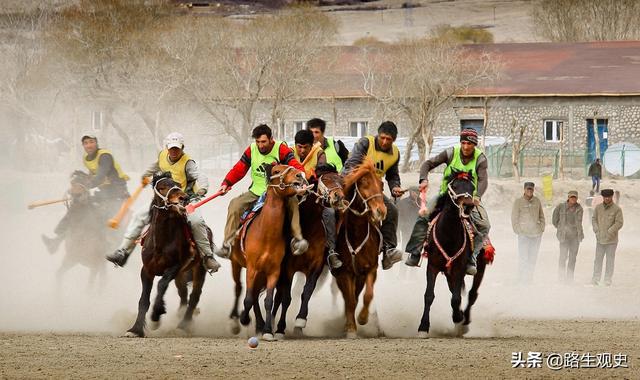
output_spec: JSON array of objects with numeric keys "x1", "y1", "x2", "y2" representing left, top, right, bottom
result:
[
  {"x1": 476, "y1": 154, "x2": 489, "y2": 197},
  {"x1": 88, "y1": 153, "x2": 114, "y2": 188},
  {"x1": 222, "y1": 147, "x2": 252, "y2": 187},
  {"x1": 418, "y1": 147, "x2": 452, "y2": 183},
  {"x1": 279, "y1": 144, "x2": 304, "y2": 171},
  {"x1": 385, "y1": 156, "x2": 401, "y2": 193},
  {"x1": 185, "y1": 160, "x2": 209, "y2": 194},
  {"x1": 143, "y1": 161, "x2": 161, "y2": 179},
  {"x1": 342, "y1": 137, "x2": 369, "y2": 173}
]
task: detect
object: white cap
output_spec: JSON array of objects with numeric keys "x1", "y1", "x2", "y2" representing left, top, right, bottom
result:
[{"x1": 165, "y1": 132, "x2": 184, "y2": 149}]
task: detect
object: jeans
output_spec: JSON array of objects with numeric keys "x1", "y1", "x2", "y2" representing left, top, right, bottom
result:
[
  {"x1": 518, "y1": 235, "x2": 542, "y2": 285},
  {"x1": 592, "y1": 243, "x2": 617, "y2": 284},
  {"x1": 591, "y1": 176, "x2": 600, "y2": 193},
  {"x1": 380, "y1": 195, "x2": 399, "y2": 250},
  {"x1": 558, "y1": 239, "x2": 580, "y2": 281}
]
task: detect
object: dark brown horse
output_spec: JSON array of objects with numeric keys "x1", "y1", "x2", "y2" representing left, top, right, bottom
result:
[
  {"x1": 417, "y1": 170, "x2": 487, "y2": 338},
  {"x1": 125, "y1": 173, "x2": 206, "y2": 338},
  {"x1": 229, "y1": 164, "x2": 307, "y2": 341},
  {"x1": 334, "y1": 159, "x2": 387, "y2": 338},
  {"x1": 272, "y1": 165, "x2": 346, "y2": 338}
]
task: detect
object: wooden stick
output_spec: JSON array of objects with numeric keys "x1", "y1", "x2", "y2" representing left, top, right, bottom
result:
[
  {"x1": 27, "y1": 198, "x2": 70, "y2": 210},
  {"x1": 108, "y1": 179, "x2": 149, "y2": 229}
]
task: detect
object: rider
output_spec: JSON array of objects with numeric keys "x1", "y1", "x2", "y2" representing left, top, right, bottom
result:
[
  {"x1": 41, "y1": 134, "x2": 129, "y2": 254},
  {"x1": 214, "y1": 124, "x2": 309, "y2": 259},
  {"x1": 106, "y1": 132, "x2": 221, "y2": 272},
  {"x1": 404, "y1": 128, "x2": 491, "y2": 275},
  {"x1": 306, "y1": 118, "x2": 349, "y2": 172},
  {"x1": 293, "y1": 129, "x2": 342, "y2": 269},
  {"x1": 342, "y1": 121, "x2": 406, "y2": 270}
]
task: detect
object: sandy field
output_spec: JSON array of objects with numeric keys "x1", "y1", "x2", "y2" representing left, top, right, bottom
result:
[{"x1": 1, "y1": 171, "x2": 638, "y2": 378}]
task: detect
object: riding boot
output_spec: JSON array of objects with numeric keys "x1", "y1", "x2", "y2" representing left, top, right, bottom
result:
[
  {"x1": 106, "y1": 238, "x2": 136, "y2": 267},
  {"x1": 466, "y1": 237, "x2": 483, "y2": 276},
  {"x1": 214, "y1": 242, "x2": 232, "y2": 259},
  {"x1": 382, "y1": 247, "x2": 404, "y2": 270},
  {"x1": 327, "y1": 249, "x2": 343, "y2": 269},
  {"x1": 291, "y1": 237, "x2": 309, "y2": 256},
  {"x1": 41, "y1": 234, "x2": 63, "y2": 255},
  {"x1": 405, "y1": 252, "x2": 421, "y2": 267}
]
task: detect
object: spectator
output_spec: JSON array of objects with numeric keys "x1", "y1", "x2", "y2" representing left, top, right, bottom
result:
[
  {"x1": 511, "y1": 182, "x2": 545, "y2": 285},
  {"x1": 591, "y1": 189, "x2": 623, "y2": 286},
  {"x1": 552, "y1": 190, "x2": 584, "y2": 283}
]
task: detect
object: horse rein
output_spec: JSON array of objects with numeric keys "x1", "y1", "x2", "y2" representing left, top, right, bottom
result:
[
  {"x1": 311, "y1": 174, "x2": 345, "y2": 209},
  {"x1": 345, "y1": 182, "x2": 383, "y2": 216},
  {"x1": 447, "y1": 182, "x2": 473, "y2": 218},
  {"x1": 152, "y1": 177, "x2": 185, "y2": 212},
  {"x1": 429, "y1": 213, "x2": 474, "y2": 273}
]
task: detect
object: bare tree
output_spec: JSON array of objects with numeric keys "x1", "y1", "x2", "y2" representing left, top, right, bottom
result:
[
  {"x1": 509, "y1": 118, "x2": 535, "y2": 182},
  {"x1": 360, "y1": 39, "x2": 500, "y2": 171},
  {"x1": 532, "y1": 0, "x2": 640, "y2": 41}
]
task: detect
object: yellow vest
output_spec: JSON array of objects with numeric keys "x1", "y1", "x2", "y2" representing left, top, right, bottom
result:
[
  {"x1": 158, "y1": 149, "x2": 193, "y2": 192},
  {"x1": 294, "y1": 143, "x2": 323, "y2": 179},
  {"x1": 365, "y1": 135, "x2": 399, "y2": 179},
  {"x1": 83, "y1": 149, "x2": 129, "y2": 185}
]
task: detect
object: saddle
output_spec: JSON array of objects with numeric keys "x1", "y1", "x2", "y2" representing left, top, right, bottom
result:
[{"x1": 237, "y1": 193, "x2": 267, "y2": 253}]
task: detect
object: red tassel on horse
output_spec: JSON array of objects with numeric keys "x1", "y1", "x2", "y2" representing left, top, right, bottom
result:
[{"x1": 483, "y1": 238, "x2": 496, "y2": 264}]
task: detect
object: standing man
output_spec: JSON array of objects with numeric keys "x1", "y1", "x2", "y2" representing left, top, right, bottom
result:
[
  {"x1": 551, "y1": 190, "x2": 584, "y2": 283},
  {"x1": 588, "y1": 158, "x2": 602, "y2": 193},
  {"x1": 404, "y1": 128, "x2": 491, "y2": 275},
  {"x1": 342, "y1": 121, "x2": 405, "y2": 270},
  {"x1": 42, "y1": 134, "x2": 129, "y2": 254},
  {"x1": 511, "y1": 182, "x2": 545, "y2": 285},
  {"x1": 214, "y1": 124, "x2": 308, "y2": 259},
  {"x1": 306, "y1": 118, "x2": 349, "y2": 172},
  {"x1": 591, "y1": 188, "x2": 623, "y2": 286},
  {"x1": 106, "y1": 132, "x2": 221, "y2": 272}
]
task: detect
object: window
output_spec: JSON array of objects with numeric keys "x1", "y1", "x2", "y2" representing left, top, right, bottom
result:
[
  {"x1": 349, "y1": 121, "x2": 368, "y2": 137},
  {"x1": 292, "y1": 121, "x2": 306, "y2": 139},
  {"x1": 460, "y1": 119, "x2": 484, "y2": 134},
  {"x1": 543, "y1": 120, "x2": 563, "y2": 142},
  {"x1": 92, "y1": 111, "x2": 103, "y2": 131}
]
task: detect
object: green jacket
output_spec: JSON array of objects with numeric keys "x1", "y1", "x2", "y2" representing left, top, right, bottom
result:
[{"x1": 552, "y1": 202, "x2": 584, "y2": 242}]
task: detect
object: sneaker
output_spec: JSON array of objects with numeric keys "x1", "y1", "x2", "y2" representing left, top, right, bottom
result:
[
  {"x1": 327, "y1": 250, "x2": 343, "y2": 269},
  {"x1": 590, "y1": 279, "x2": 599, "y2": 286},
  {"x1": 106, "y1": 248, "x2": 131, "y2": 267},
  {"x1": 604, "y1": 280, "x2": 612, "y2": 286},
  {"x1": 405, "y1": 253, "x2": 421, "y2": 267},
  {"x1": 465, "y1": 264, "x2": 477, "y2": 276},
  {"x1": 214, "y1": 243, "x2": 231, "y2": 259},
  {"x1": 203, "y1": 256, "x2": 221, "y2": 273},
  {"x1": 41, "y1": 234, "x2": 61, "y2": 255},
  {"x1": 291, "y1": 238, "x2": 309, "y2": 256},
  {"x1": 382, "y1": 248, "x2": 404, "y2": 270}
]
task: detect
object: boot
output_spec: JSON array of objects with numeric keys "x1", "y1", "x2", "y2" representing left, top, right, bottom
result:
[
  {"x1": 405, "y1": 252, "x2": 421, "y2": 267},
  {"x1": 203, "y1": 255, "x2": 221, "y2": 273},
  {"x1": 466, "y1": 254, "x2": 477, "y2": 276},
  {"x1": 382, "y1": 247, "x2": 404, "y2": 270},
  {"x1": 214, "y1": 242, "x2": 231, "y2": 259},
  {"x1": 291, "y1": 237, "x2": 309, "y2": 256},
  {"x1": 106, "y1": 238, "x2": 135, "y2": 267},
  {"x1": 327, "y1": 249, "x2": 343, "y2": 269},
  {"x1": 41, "y1": 234, "x2": 62, "y2": 255}
]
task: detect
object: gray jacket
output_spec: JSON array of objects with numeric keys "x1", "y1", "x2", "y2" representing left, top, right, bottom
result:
[
  {"x1": 552, "y1": 202, "x2": 584, "y2": 242},
  {"x1": 592, "y1": 202, "x2": 623, "y2": 244},
  {"x1": 511, "y1": 195, "x2": 545, "y2": 237}
]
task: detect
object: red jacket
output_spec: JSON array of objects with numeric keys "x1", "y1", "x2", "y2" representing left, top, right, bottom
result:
[{"x1": 222, "y1": 143, "x2": 304, "y2": 187}]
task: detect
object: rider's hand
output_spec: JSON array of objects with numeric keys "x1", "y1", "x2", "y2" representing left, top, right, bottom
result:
[
  {"x1": 473, "y1": 196, "x2": 481, "y2": 206},
  {"x1": 219, "y1": 183, "x2": 229, "y2": 195},
  {"x1": 392, "y1": 187, "x2": 404, "y2": 197},
  {"x1": 419, "y1": 179, "x2": 428, "y2": 192},
  {"x1": 141, "y1": 176, "x2": 151, "y2": 186},
  {"x1": 197, "y1": 188, "x2": 207, "y2": 197}
]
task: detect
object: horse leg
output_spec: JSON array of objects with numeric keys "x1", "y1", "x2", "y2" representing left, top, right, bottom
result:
[
  {"x1": 174, "y1": 272, "x2": 189, "y2": 316},
  {"x1": 177, "y1": 266, "x2": 206, "y2": 332},
  {"x1": 240, "y1": 268, "x2": 257, "y2": 326},
  {"x1": 253, "y1": 295, "x2": 266, "y2": 335},
  {"x1": 262, "y1": 273, "x2": 279, "y2": 341},
  {"x1": 125, "y1": 269, "x2": 153, "y2": 338},
  {"x1": 446, "y1": 273, "x2": 465, "y2": 336},
  {"x1": 464, "y1": 258, "x2": 486, "y2": 330},
  {"x1": 295, "y1": 270, "x2": 321, "y2": 331},
  {"x1": 418, "y1": 267, "x2": 438, "y2": 337},
  {"x1": 357, "y1": 271, "x2": 377, "y2": 326},
  {"x1": 275, "y1": 277, "x2": 292, "y2": 339},
  {"x1": 336, "y1": 273, "x2": 357, "y2": 338},
  {"x1": 150, "y1": 264, "x2": 180, "y2": 330},
  {"x1": 229, "y1": 260, "x2": 242, "y2": 334}
]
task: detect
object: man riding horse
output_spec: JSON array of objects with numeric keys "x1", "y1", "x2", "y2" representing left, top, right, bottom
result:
[
  {"x1": 405, "y1": 128, "x2": 491, "y2": 275},
  {"x1": 342, "y1": 121, "x2": 406, "y2": 270},
  {"x1": 306, "y1": 118, "x2": 349, "y2": 172},
  {"x1": 42, "y1": 134, "x2": 130, "y2": 254},
  {"x1": 214, "y1": 124, "x2": 308, "y2": 259},
  {"x1": 106, "y1": 132, "x2": 221, "y2": 272},
  {"x1": 292, "y1": 129, "x2": 342, "y2": 269}
]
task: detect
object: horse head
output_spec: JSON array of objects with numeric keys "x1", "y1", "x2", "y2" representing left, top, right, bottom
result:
[
  {"x1": 263, "y1": 163, "x2": 308, "y2": 197},
  {"x1": 316, "y1": 164, "x2": 346, "y2": 211},
  {"x1": 343, "y1": 158, "x2": 386, "y2": 224},
  {"x1": 446, "y1": 170, "x2": 476, "y2": 217},
  {"x1": 151, "y1": 172, "x2": 187, "y2": 215},
  {"x1": 67, "y1": 170, "x2": 91, "y2": 204}
]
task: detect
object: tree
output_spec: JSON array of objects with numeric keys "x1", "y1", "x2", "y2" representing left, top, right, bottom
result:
[
  {"x1": 508, "y1": 117, "x2": 535, "y2": 182},
  {"x1": 532, "y1": 0, "x2": 640, "y2": 42},
  {"x1": 361, "y1": 38, "x2": 500, "y2": 171}
]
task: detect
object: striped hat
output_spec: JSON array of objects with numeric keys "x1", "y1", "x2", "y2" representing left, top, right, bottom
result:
[{"x1": 460, "y1": 128, "x2": 478, "y2": 145}]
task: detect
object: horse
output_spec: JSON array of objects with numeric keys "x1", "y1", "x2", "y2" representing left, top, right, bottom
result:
[
  {"x1": 334, "y1": 159, "x2": 387, "y2": 338},
  {"x1": 417, "y1": 170, "x2": 487, "y2": 338},
  {"x1": 55, "y1": 171, "x2": 108, "y2": 290},
  {"x1": 229, "y1": 163, "x2": 307, "y2": 341},
  {"x1": 272, "y1": 164, "x2": 346, "y2": 338},
  {"x1": 125, "y1": 172, "x2": 207, "y2": 338}
]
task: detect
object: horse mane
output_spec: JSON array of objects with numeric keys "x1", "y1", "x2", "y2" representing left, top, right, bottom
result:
[
  {"x1": 316, "y1": 163, "x2": 337, "y2": 176},
  {"x1": 343, "y1": 157, "x2": 378, "y2": 191}
]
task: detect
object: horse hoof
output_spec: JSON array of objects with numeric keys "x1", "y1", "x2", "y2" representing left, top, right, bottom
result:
[
  {"x1": 262, "y1": 333, "x2": 275, "y2": 341},
  {"x1": 240, "y1": 316, "x2": 251, "y2": 326},
  {"x1": 293, "y1": 327, "x2": 303, "y2": 337},
  {"x1": 294, "y1": 318, "x2": 307, "y2": 328},
  {"x1": 346, "y1": 331, "x2": 357, "y2": 339},
  {"x1": 417, "y1": 331, "x2": 429, "y2": 339},
  {"x1": 229, "y1": 318, "x2": 241, "y2": 335},
  {"x1": 123, "y1": 331, "x2": 143, "y2": 338},
  {"x1": 274, "y1": 333, "x2": 285, "y2": 341},
  {"x1": 454, "y1": 322, "x2": 467, "y2": 337},
  {"x1": 357, "y1": 314, "x2": 368, "y2": 326},
  {"x1": 149, "y1": 320, "x2": 160, "y2": 331},
  {"x1": 193, "y1": 307, "x2": 200, "y2": 316}
]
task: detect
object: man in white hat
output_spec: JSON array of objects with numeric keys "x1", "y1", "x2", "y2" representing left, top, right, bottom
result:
[{"x1": 106, "y1": 132, "x2": 221, "y2": 272}]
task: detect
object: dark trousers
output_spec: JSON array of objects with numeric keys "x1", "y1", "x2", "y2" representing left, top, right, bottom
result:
[
  {"x1": 592, "y1": 243, "x2": 617, "y2": 284},
  {"x1": 321, "y1": 207, "x2": 337, "y2": 251},
  {"x1": 380, "y1": 195, "x2": 398, "y2": 250},
  {"x1": 558, "y1": 239, "x2": 580, "y2": 281}
]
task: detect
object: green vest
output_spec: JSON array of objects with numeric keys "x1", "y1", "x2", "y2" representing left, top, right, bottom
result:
[
  {"x1": 440, "y1": 145, "x2": 481, "y2": 196},
  {"x1": 324, "y1": 137, "x2": 343, "y2": 172},
  {"x1": 249, "y1": 141, "x2": 283, "y2": 196}
]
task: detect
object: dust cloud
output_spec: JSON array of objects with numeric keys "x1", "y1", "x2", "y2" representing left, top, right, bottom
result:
[{"x1": 1, "y1": 166, "x2": 638, "y2": 338}]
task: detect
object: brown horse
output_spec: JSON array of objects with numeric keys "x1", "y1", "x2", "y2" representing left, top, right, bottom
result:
[
  {"x1": 229, "y1": 163, "x2": 307, "y2": 341},
  {"x1": 272, "y1": 165, "x2": 346, "y2": 338},
  {"x1": 334, "y1": 159, "x2": 387, "y2": 338},
  {"x1": 125, "y1": 173, "x2": 207, "y2": 338}
]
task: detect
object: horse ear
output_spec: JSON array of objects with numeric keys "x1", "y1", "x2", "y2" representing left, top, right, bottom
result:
[
  {"x1": 152, "y1": 171, "x2": 171, "y2": 185},
  {"x1": 261, "y1": 162, "x2": 274, "y2": 179}
]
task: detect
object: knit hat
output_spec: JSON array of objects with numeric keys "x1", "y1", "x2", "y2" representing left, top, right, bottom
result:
[{"x1": 460, "y1": 128, "x2": 478, "y2": 145}]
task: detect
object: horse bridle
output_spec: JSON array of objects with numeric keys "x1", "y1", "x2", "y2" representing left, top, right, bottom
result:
[
  {"x1": 345, "y1": 182, "x2": 383, "y2": 216},
  {"x1": 447, "y1": 181, "x2": 473, "y2": 218},
  {"x1": 268, "y1": 166, "x2": 309, "y2": 190},
  {"x1": 152, "y1": 177, "x2": 185, "y2": 212},
  {"x1": 312, "y1": 174, "x2": 346, "y2": 209}
]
